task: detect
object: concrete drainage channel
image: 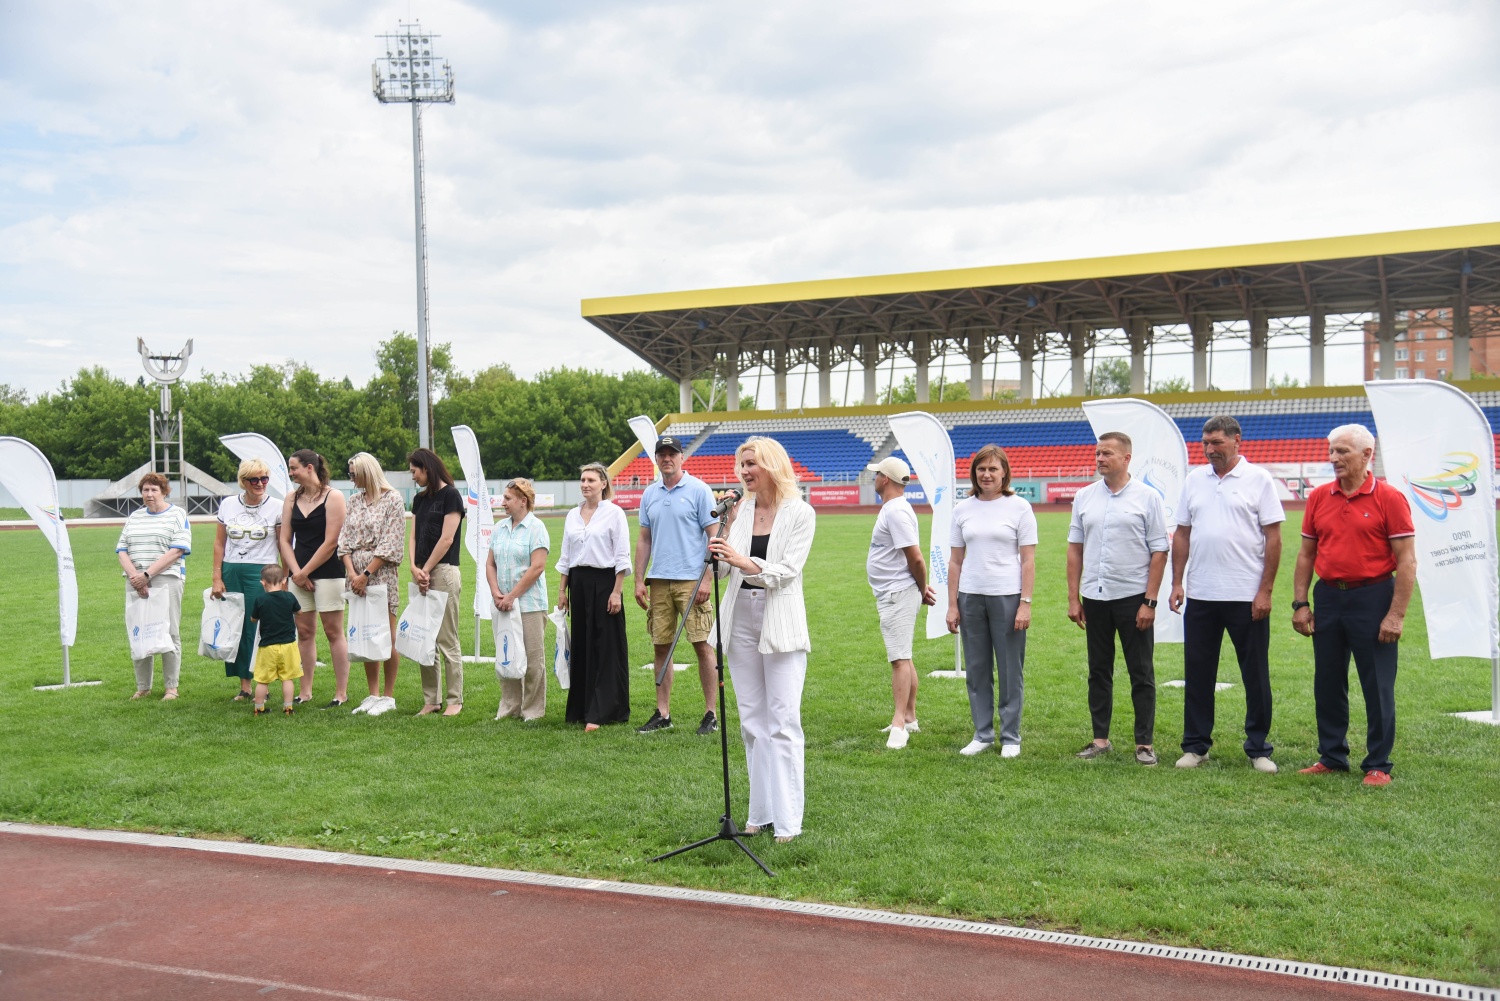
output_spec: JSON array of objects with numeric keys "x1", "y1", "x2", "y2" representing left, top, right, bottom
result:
[{"x1": 1, "y1": 822, "x2": 1493, "y2": 1001}]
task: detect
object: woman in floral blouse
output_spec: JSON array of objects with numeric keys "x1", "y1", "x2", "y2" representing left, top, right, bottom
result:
[{"x1": 338, "y1": 452, "x2": 406, "y2": 715}]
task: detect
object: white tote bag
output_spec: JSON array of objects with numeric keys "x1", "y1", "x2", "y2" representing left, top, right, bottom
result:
[
  {"x1": 492, "y1": 606, "x2": 527, "y2": 681},
  {"x1": 197, "y1": 589, "x2": 245, "y2": 661},
  {"x1": 345, "y1": 584, "x2": 392, "y2": 662},
  {"x1": 395, "y1": 583, "x2": 449, "y2": 666},
  {"x1": 547, "y1": 605, "x2": 571, "y2": 690},
  {"x1": 126, "y1": 585, "x2": 176, "y2": 660}
]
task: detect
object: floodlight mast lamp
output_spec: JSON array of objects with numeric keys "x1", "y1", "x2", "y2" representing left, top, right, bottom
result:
[{"x1": 373, "y1": 22, "x2": 454, "y2": 450}]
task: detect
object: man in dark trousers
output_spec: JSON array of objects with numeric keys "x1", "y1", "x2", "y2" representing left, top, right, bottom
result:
[
  {"x1": 1169, "y1": 415, "x2": 1286, "y2": 773},
  {"x1": 1066, "y1": 432, "x2": 1170, "y2": 765},
  {"x1": 1292, "y1": 424, "x2": 1416, "y2": 787}
]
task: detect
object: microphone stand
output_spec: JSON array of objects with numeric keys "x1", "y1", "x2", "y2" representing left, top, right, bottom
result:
[{"x1": 651, "y1": 501, "x2": 773, "y2": 877}]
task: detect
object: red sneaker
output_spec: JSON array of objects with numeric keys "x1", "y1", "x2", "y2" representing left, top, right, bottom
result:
[
  {"x1": 1298, "y1": 762, "x2": 1338, "y2": 775},
  {"x1": 1362, "y1": 770, "x2": 1392, "y2": 787}
]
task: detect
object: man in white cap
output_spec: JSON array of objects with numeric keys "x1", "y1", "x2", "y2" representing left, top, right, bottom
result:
[{"x1": 866, "y1": 456, "x2": 937, "y2": 749}]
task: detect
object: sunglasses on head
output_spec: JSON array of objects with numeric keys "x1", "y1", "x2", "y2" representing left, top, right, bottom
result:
[{"x1": 244, "y1": 476, "x2": 271, "y2": 485}]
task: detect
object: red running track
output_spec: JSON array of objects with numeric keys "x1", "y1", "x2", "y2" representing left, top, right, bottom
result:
[{"x1": 0, "y1": 829, "x2": 1435, "y2": 1001}]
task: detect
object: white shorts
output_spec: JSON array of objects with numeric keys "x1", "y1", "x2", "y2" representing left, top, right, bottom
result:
[
  {"x1": 875, "y1": 585, "x2": 921, "y2": 663},
  {"x1": 291, "y1": 577, "x2": 346, "y2": 614}
]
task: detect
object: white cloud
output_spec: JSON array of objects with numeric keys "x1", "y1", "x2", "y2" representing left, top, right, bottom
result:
[{"x1": 0, "y1": 0, "x2": 1497, "y2": 396}]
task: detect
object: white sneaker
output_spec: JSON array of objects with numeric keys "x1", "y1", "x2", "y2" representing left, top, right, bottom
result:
[
  {"x1": 886, "y1": 727, "x2": 910, "y2": 749},
  {"x1": 960, "y1": 739, "x2": 993, "y2": 756},
  {"x1": 904, "y1": 720, "x2": 920, "y2": 733},
  {"x1": 1000, "y1": 743, "x2": 1021, "y2": 759},
  {"x1": 1176, "y1": 751, "x2": 1210, "y2": 768},
  {"x1": 1252, "y1": 756, "x2": 1279, "y2": 774},
  {"x1": 366, "y1": 696, "x2": 396, "y2": 717},
  {"x1": 351, "y1": 695, "x2": 379, "y2": 715}
]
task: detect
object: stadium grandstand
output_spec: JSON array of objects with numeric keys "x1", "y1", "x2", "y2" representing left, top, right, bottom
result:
[{"x1": 585, "y1": 222, "x2": 1500, "y2": 506}]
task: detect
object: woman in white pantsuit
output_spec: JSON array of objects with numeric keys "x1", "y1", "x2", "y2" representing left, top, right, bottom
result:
[{"x1": 708, "y1": 436, "x2": 816, "y2": 844}]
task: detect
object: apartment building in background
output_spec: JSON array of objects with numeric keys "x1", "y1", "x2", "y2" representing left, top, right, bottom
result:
[{"x1": 1364, "y1": 306, "x2": 1500, "y2": 381}]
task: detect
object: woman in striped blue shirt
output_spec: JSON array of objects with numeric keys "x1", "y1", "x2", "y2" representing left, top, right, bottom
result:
[{"x1": 115, "y1": 472, "x2": 193, "y2": 700}]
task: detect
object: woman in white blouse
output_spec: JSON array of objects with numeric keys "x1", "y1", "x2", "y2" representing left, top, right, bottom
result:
[
  {"x1": 946, "y1": 444, "x2": 1038, "y2": 758},
  {"x1": 556, "y1": 462, "x2": 632, "y2": 730},
  {"x1": 707, "y1": 437, "x2": 816, "y2": 843}
]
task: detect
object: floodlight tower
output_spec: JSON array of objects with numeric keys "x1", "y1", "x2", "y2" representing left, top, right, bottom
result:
[{"x1": 373, "y1": 22, "x2": 454, "y2": 450}]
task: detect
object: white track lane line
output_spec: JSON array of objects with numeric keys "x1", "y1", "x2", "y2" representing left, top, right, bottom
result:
[{"x1": 0, "y1": 943, "x2": 409, "y2": 1001}]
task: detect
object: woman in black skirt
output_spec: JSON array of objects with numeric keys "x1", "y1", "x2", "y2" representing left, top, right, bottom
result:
[{"x1": 556, "y1": 462, "x2": 631, "y2": 729}]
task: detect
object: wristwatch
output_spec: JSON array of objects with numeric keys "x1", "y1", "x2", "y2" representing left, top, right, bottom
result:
[
  {"x1": 1141, "y1": 598, "x2": 1158, "y2": 609},
  {"x1": 1291, "y1": 600, "x2": 1310, "y2": 611},
  {"x1": 1019, "y1": 597, "x2": 1032, "y2": 604}
]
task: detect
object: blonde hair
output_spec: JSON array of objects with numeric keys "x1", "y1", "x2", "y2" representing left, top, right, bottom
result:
[
  {"x1": 579, "y1": 463, "x2": 613, "y2": 500},
  {"x1": 737, "y1": 436, "x2": 800, "y2": 503},
  {"x1": 348, "y1": 452, "x2": 394, "y2": 497},
  {"x1": 237, "y1": 458, "x2": 270, "y2": 485},
  {"x1": 506, "y1": 477, "x2": 536, "y2": 512}
]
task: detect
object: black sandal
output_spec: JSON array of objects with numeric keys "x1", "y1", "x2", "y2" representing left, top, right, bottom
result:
[{"x1": 232, "y1": 691, "x2": 252, "y2": 702}]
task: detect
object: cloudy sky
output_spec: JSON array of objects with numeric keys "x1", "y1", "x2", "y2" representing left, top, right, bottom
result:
[{"x1": 3, "y1": 0, "x2": 1498, "y2": 400}]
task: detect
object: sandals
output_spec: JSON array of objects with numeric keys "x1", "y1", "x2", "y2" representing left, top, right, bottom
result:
[
  {"x1": 162, "y1": 690, "x2": 178, "y2": 701},
  {"x1": 232, "y1": 691, "x2": 252, "y2": 702},
  {"x1": 130, "y1": 690, "x2": 150, "y2": 700}
]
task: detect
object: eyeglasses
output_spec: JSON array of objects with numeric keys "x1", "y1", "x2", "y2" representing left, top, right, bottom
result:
[{"x1": 244, "y1": 476, "x2": 271, "y2": 485}]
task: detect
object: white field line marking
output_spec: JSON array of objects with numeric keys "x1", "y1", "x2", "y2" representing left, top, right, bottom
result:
[
  {"x1": 0, "y1": 823, "x2": 1493, "y2": 1000},
  {"x1": 0, "y1": 943, "x2": 409, "y2": 1001}
]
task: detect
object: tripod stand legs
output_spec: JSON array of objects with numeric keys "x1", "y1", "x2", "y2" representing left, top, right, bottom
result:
[{"x1": 650, "y1": 814, "x2": 775, "y2": 877}]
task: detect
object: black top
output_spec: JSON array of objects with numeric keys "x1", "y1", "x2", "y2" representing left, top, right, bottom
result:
[
  {"x1": 412, "y1": 484, "x2": 466, "y2": 567},
  {"x1": 290, "y1": 491, "x2": 342, "y2": 580},
  {"x1": 740, "y1": 533, "x2": 771, "y2": 590},
  {"x1": 252, "y1": 590, "x2": 301, "y2": 645}
]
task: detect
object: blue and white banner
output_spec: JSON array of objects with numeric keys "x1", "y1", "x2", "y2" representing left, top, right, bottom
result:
[
  {"x1": 0, "y1": 436, "x2": 77, "y2": 647},
  {"x1": 451, "y1": 425, "x2": 496, "y2": 620},
  {"x1": 888, "y1": 411, "x2": 956, "y2": 640},
  {"x1": 1081, "y1": 397, "x2": 1188, "y2": 643},
  {"x1": 1366, "y1": 380, "x2": 1498, "y2": 662},
  {"x1": 218, "y1": 433, "x2": 291, "y2": 499}
]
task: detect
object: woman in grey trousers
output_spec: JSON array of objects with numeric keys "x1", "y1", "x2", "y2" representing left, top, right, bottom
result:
[{"x1": 946, "y1": 444, "x2": 1037, "y2": 758}]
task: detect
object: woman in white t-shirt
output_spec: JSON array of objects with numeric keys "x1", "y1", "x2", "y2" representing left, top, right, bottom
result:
[
  {"x1": 946, "y1": 444, "x2": 1037, "y2": 758},
  {"x1": 211, "y1": 458, "x2": 283, "y2": 701}
]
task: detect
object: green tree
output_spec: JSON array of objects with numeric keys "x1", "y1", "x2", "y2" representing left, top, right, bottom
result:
[
  {"x1": 1269, "y1": 374, "x2": 1302, "y2": 390},
  {"x1": 879, "y1": 375, "x2": 971, "y2": 405},
  {"x1": 1086, "y1": 357, "x2": 1131, "y2": 396},
  {"x1": 366, "y1": 331, "x2": 455, "y2": 442},
  {"x1": 1151, "y1": 375, "x2": 1192, "y2": 394}
]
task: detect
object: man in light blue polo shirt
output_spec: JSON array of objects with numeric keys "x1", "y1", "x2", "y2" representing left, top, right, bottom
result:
[{"x1": 632, "y1": 436, "x2": 720, "y2": 734}]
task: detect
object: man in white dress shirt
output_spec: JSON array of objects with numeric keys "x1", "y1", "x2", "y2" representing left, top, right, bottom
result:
[
  {"x1": 1169, "y1": 415, "x2": 1285, "y2": 773},
  {"x1": 865, "y1": 457, "x2": 937, "y2": 750},
  {"x1": 1066, "y1": 432, "x2": 1169, "y2": 765}
]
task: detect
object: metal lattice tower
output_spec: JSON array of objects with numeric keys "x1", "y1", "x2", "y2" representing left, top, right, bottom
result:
[
  {"x1": 137, "y1": 338, "x2": 193, "y2": 502},
  {"x1": 373, "y1": 22, "x2": 454, "y2": 449}
]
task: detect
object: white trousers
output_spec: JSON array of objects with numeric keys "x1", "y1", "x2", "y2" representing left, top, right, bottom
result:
[{"x1": 727, "y1": 588, "x2": 807, "y2": 837}]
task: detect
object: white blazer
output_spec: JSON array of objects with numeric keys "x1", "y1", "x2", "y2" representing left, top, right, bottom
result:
[{"x1": 712, "y1": 495, "x2": 816, "y2": 654}]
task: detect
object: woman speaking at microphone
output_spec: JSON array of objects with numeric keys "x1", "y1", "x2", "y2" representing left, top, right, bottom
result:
[{"x1": 707, "y1": 437, "x2": 816, "y2": 844}]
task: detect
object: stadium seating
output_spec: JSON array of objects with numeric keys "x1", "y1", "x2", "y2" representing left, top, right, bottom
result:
[{"x1": 613, "y1": 390, "x2": 1500, "y2": 492}]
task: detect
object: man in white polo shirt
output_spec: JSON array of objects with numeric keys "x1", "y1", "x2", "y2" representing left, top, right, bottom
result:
[
  {"x1": 1169, "y1": 415, "x2": 1285, "y2": 772},
  {"x1": 1066, "y1": 432, "x2": 1169, "y2": 766},
  {"x1": 865, "y1": 456, "x2": 937, "y2": 750}
]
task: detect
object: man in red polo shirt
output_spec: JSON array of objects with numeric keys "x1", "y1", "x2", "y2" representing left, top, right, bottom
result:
[{"x1": 1291, "y1": 424, "x2": 1416, "y2": 786}]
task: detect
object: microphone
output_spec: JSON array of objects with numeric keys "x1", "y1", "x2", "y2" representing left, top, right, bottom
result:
[{"x1": 711, "y1": 488, "x2": 742, "y2": 519}]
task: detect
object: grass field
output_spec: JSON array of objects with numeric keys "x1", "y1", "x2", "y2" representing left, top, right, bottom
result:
[{"x1": 1, "y1": 511, "x2": 1496, "y2": 984}]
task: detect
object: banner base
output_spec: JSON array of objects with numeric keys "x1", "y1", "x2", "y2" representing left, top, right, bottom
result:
[
  {"x1": 927, "y1": 670, "x2": 966, "y2": 679},
  {"x1": 34, "y1": 680, "x2": 104, "y2": 691},
  {"x1": 1449, "y1": 710, "x2": 1500, "y2": 726},
  {"x1": 461, "y1": 655, "x2": 489, "y2": 664},
  {"x1": 639, "y1": 663, "x2": 688, "y2": 672}
]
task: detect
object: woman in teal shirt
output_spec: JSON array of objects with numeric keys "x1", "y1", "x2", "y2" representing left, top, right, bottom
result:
[{"x1": 485, "y1": 478, "x2": 551, "y2": 720}]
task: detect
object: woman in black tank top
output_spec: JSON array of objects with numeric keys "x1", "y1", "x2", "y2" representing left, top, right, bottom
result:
[{"x1": 278, "y1": 450, "x2": 352, "y2": 707}]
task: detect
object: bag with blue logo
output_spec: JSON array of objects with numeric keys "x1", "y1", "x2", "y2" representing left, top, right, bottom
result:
[
  {"x1": 345, "y1": 584, "x2": 392, "y2": 662},
  {"x1": 125, "y1": 584, "x2": 175, "y2": 660},
  {"x1": 547, "y1": 605, "x2": 570, "y2": 690},
  {"x1": 395, "y1": 583, "x2": 448, "y2": 666},
  {"x1": 491, "y1": 606, "x2": 527, "y2": 681},
  {"x1": 197, "y1": 588, "x2": 244, "y2": 661}
]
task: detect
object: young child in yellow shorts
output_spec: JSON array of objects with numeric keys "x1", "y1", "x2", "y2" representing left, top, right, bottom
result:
[{"x1": 250, "y1": 565, "x2": 303, "y2": 715}]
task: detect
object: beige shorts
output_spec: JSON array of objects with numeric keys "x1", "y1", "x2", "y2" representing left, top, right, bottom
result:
[
  {"x1": 291, "y1": 577, "x2": 346, "y2": 614},
  {"x1": 648, "y1": 578, "x2": 715, "y2": 646},
  {"x1": 876, "y1": 585, "x2": 921, "y2": 663}
]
